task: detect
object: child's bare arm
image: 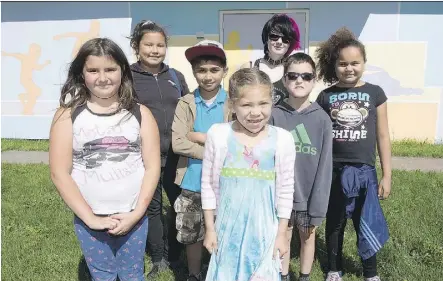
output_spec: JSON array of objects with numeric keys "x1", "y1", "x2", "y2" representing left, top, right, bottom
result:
[
  {"x1": 274, "y1": 218, "x2": 290, "y2": 258},
  {"x1": 376, "y1": 101, "x2": 392, "y2": 199},
  {"x1": 187, "y1": 132, "x2": 207, "y2": 145},
  {"x1": 203, "y1": 209, "x2": 217, "y2": 254},
  {"x1": 109, "y1": 105, "x2": 161, "y2": 236},
  {"x1": 133, "y1": 105, "x2": 161, "y2": 216}
]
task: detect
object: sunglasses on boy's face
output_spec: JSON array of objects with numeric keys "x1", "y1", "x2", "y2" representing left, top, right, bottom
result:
[
  {"x1": 285, "y1": 72, "x2": 315, "y2": 81},
  {"x1": 268, "y1": 34, "x2": 291, "y2": 44}
]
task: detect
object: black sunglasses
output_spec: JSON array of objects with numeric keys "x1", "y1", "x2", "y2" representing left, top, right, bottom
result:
[
  {"x1": 268, "y1": 33, "x2": 291, "y2": 44},
  {"x1": 285, "y1": 72, "x2": 315, "y2": 81}
]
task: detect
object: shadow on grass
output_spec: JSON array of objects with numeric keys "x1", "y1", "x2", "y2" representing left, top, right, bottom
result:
[{"x1": 78, "y1": 256, "x2": 90, "y2": 281}]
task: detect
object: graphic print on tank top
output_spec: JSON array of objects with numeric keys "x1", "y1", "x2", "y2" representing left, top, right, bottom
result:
[
  {"x1": 272, "y1": 83, "x2": 287, "y2": 105},
  {"x1": 253, "y1": 59, "x2": 288, "y2": 106},
  {"x1": 329, "y1": 92, "x2": 370, "y2": 142},
  {"x1": 73, "y1": 135, "x2": 141, "y2": 169}
]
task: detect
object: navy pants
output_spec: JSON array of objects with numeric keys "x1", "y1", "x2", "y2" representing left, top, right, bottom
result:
[{"x1": 146, "y1": 149, "x2": 183, "y2": 263}]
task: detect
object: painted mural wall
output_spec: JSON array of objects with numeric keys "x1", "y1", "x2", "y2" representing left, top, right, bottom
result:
[
  {"x1": 1, "y1": 18, "x2": 132, "y2": 139},
  {"x1": 287, "y1": 2, "x2": 443, "y2": 143},
  {"x1": 1, "y1": 2, "x2": 133, "y2": 139},
  {"x1": 1, "y1": 2, "x2": 442, "y2": 143}
]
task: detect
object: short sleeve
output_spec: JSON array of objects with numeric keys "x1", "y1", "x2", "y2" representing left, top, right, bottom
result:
[
  {"x1": 315, "y1": 91, "x2": 328, "y2": 112},
  {"x1": 375, "y1": 85, "x2": 388, "y2": 107}
]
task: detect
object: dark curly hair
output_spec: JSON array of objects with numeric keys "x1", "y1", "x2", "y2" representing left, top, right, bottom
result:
[
  {"x1": 129, "y1": 20, "x2": 168, "y2": 56},
  {"x1": 315, "y1": 27, "x2": 366, "y2": 85}
]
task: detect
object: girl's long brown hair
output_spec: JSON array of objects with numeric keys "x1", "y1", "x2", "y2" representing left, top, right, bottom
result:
[{"x1": 60, "y1": 38, "x2": 137, "y2": 114}]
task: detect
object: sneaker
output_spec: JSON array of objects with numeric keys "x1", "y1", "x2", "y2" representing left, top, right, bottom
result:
[
  {"x1": 325, "y1": 271, "x2": 343, "y2": 281},
  {"x1": 147, "y1": 259, "x2": 169, "y2": 279},
  {"x1": 299, "y1": 276, "x2": 310, "y2": 281},
  {"x1": 186, "y1": 272, "x2": 202, "y2": 281},
  {"x1": 365, "y1": 276, "x2": 381, "y2": 281},
  {"x1": 281, "y1": 274, "x2": 290, "y2": 281}
]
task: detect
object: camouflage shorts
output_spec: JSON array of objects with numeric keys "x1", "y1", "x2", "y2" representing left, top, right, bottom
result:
[{"x1": 174, "y1": 189, "x2": 205, "y2": 245}]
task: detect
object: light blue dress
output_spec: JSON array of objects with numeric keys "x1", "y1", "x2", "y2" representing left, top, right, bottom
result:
[{"x1": 205, "y1": 125, "x2": 281, "y2": 281}]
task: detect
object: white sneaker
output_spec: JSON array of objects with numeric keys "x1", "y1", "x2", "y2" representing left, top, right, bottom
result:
[
  {"x1": 325, "y1": 271, "x2": 343, "y2": 281},
  {"x1": 365, "y1": 276, "x2": 381, "y2": 281}
]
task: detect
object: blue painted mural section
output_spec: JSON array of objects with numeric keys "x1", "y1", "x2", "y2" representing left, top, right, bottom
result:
[
  {"x1": 2, "y1": 1, "x2": 443, "y2": 141},
  {"x1": 1, "y1": 1, "x2": 286, "y2": 35},
  {"x1": 287, "y1": 1, "x2": 400, "y2": 41},
  {"x1": 398, "y1": 2, "x2": 443, "y2": 88},
  {"x1": 399, "y1": 1, "x2": 443, "y2": 142},
  {"x1": 130, "y1": 1, "x2": 286, "y2": 35},
  {"x1": 399, "y1": 2, "x2": 443, "y2": 143},
  {"x1": 1, "y1": 117, "x2": 53, "y2": 139},
  {"x1": 400, "y1": 2, "x2": 443, "y2": 14},
  {"x1": 1, "y1": 2, "x2": 130, "y2": 22}
]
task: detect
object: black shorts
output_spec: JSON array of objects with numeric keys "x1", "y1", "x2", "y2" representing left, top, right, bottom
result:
[{"x1": 288, "y1": 210, "x2": 311, "y2": 233}]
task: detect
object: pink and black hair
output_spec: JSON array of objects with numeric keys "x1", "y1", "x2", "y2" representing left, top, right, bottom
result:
[{"x1": 261, "y1": 14, "x2": 301, "y2": 57}]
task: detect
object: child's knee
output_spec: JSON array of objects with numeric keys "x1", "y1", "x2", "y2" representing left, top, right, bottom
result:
[
  {"x1": 298, "y1": 228, "x2": 316, "y2": 243},
  {"x1": 292, "y1": 211, "x2": 317, "y2": 241}
]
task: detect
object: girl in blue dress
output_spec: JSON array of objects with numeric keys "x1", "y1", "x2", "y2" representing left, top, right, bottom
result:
[{"x1": 200, "y1": 68, "x2": 297, "y2": 281}]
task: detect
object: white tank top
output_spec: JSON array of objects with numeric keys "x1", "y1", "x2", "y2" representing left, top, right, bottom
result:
[{"x1": 70, "y1": 104, "x2": 145, "y2": 215}]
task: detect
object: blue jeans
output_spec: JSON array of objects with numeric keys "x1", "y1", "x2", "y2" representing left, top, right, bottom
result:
[{"x1": 74, "y1": 215, "x2": 148, "y2": 281}]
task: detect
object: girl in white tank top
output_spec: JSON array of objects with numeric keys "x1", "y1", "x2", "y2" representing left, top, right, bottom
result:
[{"x1": 49, "y1": 37, "x2": 160, "y2": 281}]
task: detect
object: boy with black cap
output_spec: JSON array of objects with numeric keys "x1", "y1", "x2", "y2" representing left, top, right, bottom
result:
[{"x1": 171, "y1": 40, "x2": 231, "y2": 281}]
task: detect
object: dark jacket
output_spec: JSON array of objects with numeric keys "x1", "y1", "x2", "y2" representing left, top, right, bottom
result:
[
  {"x1": 338, "y1": 163, "x2": 389, "y2": 260},
  {"x1": 131, "y1": 62, "x2": 190, "y2": 167}
]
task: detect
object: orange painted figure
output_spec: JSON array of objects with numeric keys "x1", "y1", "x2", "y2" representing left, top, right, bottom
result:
[
  {"x1": 2, "y1": 43, "x2": 50, "y2": 115},
  {"x1": 53, "y1": 19, "x2": 101, "y2": 58}
]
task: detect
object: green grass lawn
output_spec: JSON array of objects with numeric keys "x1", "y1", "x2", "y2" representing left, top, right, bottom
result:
[
  {"x1": 2, "y1": 138, "x2": 443, "y2": 159},
  {"x1": 2, "y1": 164, "x2": 442, "y2": 281},
  {"x1": 390, "y1": 139, "x2": 443, "y2": 158},
  {"x1": 1, "y1": 139, "x2": 49, "y2": 152}
]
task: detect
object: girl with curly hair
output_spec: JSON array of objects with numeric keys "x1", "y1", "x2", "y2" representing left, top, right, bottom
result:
[{"x1": 315, "y1": 27, "x2": 391, "y2": 281}]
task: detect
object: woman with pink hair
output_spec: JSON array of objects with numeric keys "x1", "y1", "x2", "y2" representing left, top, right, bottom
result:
[{"x1": 246, "y1": 14, "x2": 301, "y2": 106}]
